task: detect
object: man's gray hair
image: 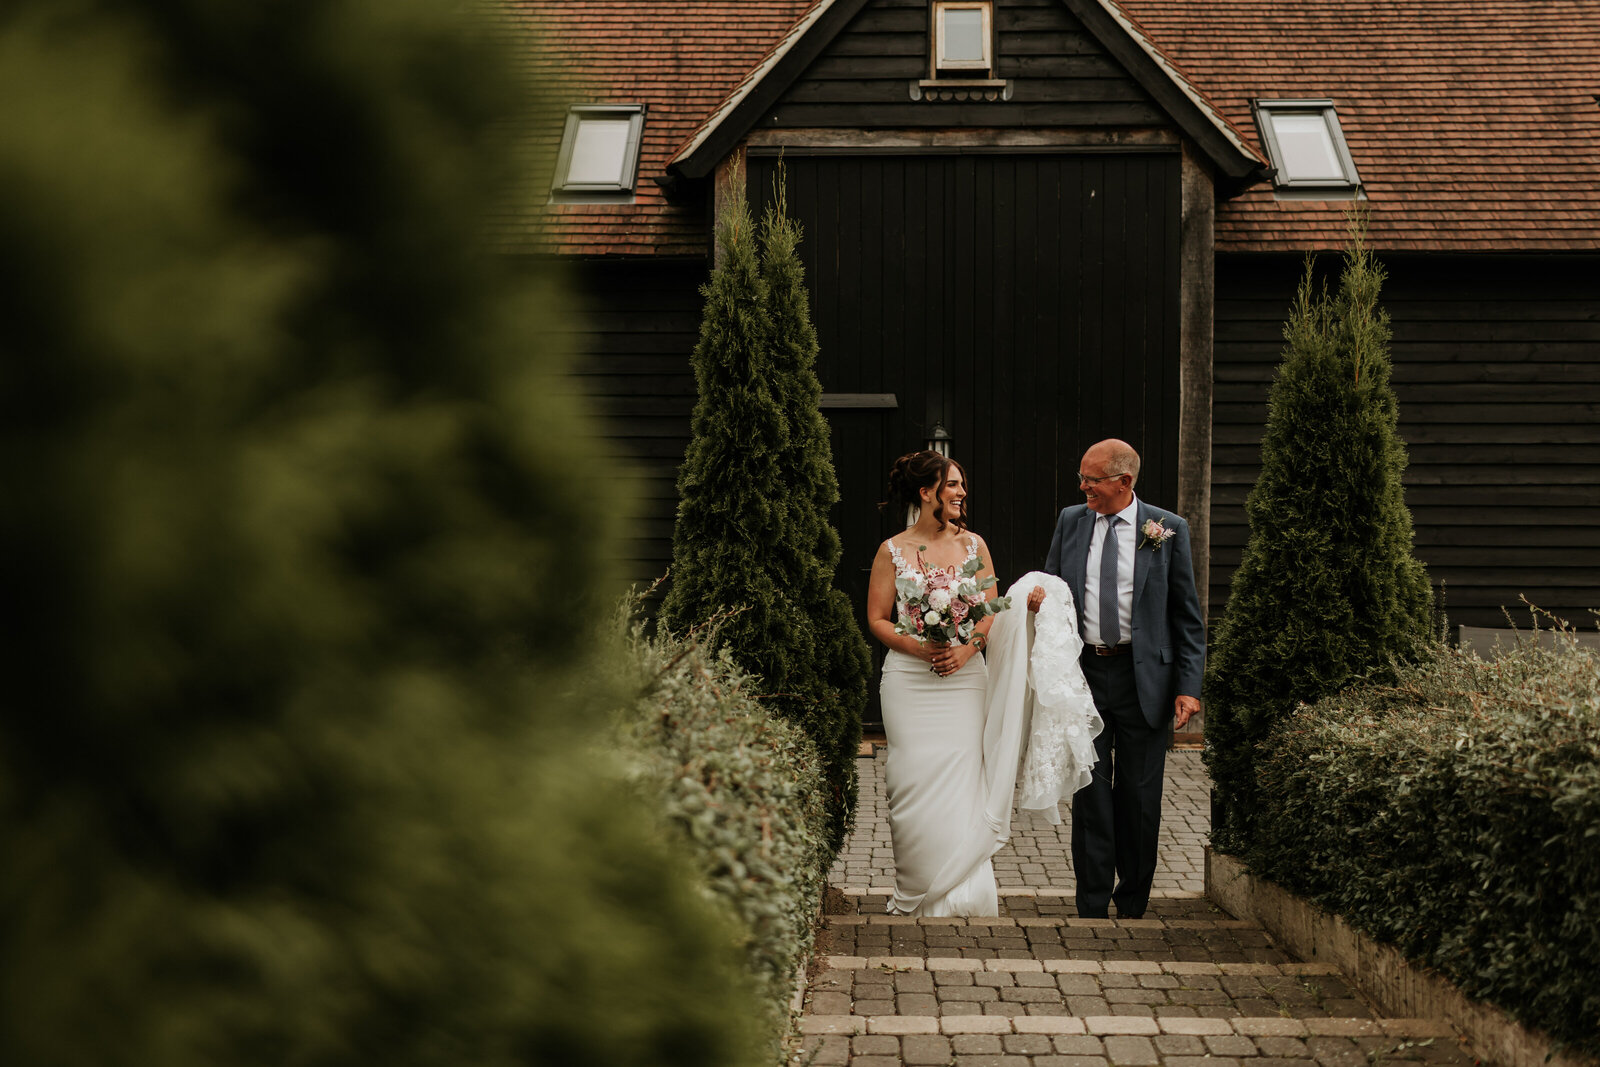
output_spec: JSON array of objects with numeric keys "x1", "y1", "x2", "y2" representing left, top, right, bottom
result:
[{"x1": 1103, "y1": 440, "x2": 1141, "y2": 486}]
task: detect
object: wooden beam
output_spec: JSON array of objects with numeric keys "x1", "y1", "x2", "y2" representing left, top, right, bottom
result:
[
  {"x1": 819, "y1": 393, "x2": 899, "y2": 409},
  {"x1": 1178, "y1": 139, "x2": 1215, "y2": 624},
  {"x1": 1061, "y1": 0, "x2": 1263, "y2": 185},
  {"x1": 745, "y1": 126, "x2": 1181, "y2": 150},
  {"x1": 671, "y1": 0, "x2": 875, "y2": 179}
]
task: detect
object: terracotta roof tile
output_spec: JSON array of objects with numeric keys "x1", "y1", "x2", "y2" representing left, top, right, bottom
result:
[
  {"x1": 1116, "y1": 0, "x2": 1600, "y2": 252},
  {"x1": 506, "y1": 0, "x2": 1600, "y2": 255},
  {"x1": 498, "y1": 1, "x2": 814, "y2": 257}
]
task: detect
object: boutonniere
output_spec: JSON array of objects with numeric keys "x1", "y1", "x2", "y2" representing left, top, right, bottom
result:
[{"x1": 1139, "y1": 518, "x2": 1177, "y2": 551}]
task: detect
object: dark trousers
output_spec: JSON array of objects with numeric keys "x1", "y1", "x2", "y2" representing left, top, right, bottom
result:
[{"x1": 1072, "y1": 652, "x2": 1167, "y2": 919}]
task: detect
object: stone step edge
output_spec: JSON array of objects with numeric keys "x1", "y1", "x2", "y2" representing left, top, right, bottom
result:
[
  {"x1": 798, "y1": 1014, "x2": 1457, "y2": 1039},
  {"x1": 841, "y1": 886, "x2": 1204, "y2": 900},
  {"x1": 824, "y1": 956, "x2": 1338, "y2": 977},
  {"x1": 828, "y1": 915, "x2": 1255, "y2": 929}
]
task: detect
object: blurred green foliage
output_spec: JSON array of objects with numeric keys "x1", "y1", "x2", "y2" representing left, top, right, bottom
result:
[
  {"x1": 615, "y1": 600, "x2": 832, "y2": 1064},
  {"x1": 1203, "y1": 215, "x2": 1434, "y2": 852},
  {"x1": 1249, "y1": 633, "x2": 1600, "y2": 1056},
  {"x1": 661, "y1": 166, "x2": 867, "y2": 856},
  {"x1": 0, "y1": 1, "x2": 763, "y2": 1064}
]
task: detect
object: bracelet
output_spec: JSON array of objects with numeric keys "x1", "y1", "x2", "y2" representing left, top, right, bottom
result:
[{"x1": 972, "y1": 632, "x2": 988, "y2": 653}]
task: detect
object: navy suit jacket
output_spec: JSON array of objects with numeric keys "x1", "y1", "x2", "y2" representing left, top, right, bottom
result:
[{"x1": 1044, "y1": 498, "x2": 1206, "y2": 728}]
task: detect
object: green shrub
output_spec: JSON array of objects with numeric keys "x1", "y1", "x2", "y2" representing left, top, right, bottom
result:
[
  {"x1": 0, "y1": 3, "x2": 763, "y2": 1064},
  {"x1": 1205, "y1": 215, "x2": 1434, "y2": 853},
  {"x1": 614, "y1": 605, "x2": 832, "y2": 1064},
  {"x1": 1249, "y1": 635, "x2": 1600, "y2": 1055}
]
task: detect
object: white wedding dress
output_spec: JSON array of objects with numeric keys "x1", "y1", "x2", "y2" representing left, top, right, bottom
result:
[{"x1": 881, "y1": 545, "x2": 1101, "y2": 917}]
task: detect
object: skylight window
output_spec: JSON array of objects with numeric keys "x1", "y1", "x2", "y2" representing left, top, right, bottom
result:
[
  {"x1": 933, "y1": 2, "x2": 993, "y2": 75},
  {"x1": 552, "y1": 105, "x2": 645, "y2": 195},
  {"x1": 1253, "y1": 99, "x2": 1361, "y2": 192}
]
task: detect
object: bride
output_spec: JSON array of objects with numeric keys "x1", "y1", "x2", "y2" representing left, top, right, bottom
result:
[{"x1": 866, "y1": 450, "x2": 1101, "y2": 917}]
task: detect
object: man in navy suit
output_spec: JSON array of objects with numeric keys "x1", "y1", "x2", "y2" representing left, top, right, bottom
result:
[{"x1": 1029, "y1": 438, "x2": 1205, "y2": 919}]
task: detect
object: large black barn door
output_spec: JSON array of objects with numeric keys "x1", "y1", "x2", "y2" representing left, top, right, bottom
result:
[{"x1": 750, "y1": 152, "x2": 1181, "y2": 724}]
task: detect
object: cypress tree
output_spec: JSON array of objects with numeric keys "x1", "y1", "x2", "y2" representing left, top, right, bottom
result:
[
  {"x1": 0, "y1": 3, "x2": 763, "y2": 1064},
  {"x1": 1203, "y1": 214, "x2": 1434, "y2": 855},
  {"x1": 660, "y1": 162, "x2": 810, "y2": 681},
  {"x1": 760, "y1": 168, "x2": 870, "y2": 854}
]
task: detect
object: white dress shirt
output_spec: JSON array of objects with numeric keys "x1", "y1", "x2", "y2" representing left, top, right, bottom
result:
[{"x1": 1081, "y1": 496, "x2": 1138, "y2": 647}]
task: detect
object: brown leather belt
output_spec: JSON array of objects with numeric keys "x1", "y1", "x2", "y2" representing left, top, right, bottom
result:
[{"x1": 1083, "y1": 644, "x2": 1132, "y2": 657}]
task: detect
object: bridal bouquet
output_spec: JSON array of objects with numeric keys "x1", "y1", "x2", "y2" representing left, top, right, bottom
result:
[{"x1": 894, "y1": 551, "x2": 1012, "y2": 645}]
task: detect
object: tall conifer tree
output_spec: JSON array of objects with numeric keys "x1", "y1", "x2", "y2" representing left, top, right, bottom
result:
[
  {"x1": 760, "y1": 169, "x2": 870, "y2": 853},
  {"x1": 0, "y1": 3, "x2": 764, "y2": 1064},
  {"x1": 663, "y1": 165, "x2": 869, "y2": 854},
  {"x1": 660, "y1": 165, "x2": 811, "y2": 685},
  {"x1": 1204, "y1": 215, "x2": 1434, "y2": 854}
]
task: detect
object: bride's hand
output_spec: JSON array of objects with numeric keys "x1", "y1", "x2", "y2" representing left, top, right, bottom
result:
[
  {"x1": 1027, "y1": 585, "x2": 1046, "y2": 612},
  {"x1": 929, "y1": 642, "x2": 974, "y2": 676}
]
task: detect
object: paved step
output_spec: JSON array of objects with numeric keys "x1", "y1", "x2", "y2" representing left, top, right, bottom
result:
[
  {"x1": 820, "y1": 914, "x2": 1288, "y2": 967},
  {"x1": 795, "y1": 1015, "x2": 1465, "y2": 1067},
  {"x1": 796, "y1": 910, "x2": 1481, "y2": 1066},
  {"x1": 810, "y1": 917, "x2": 1363, "y2": 1021},
  {"x1": 801, "y1": 754, "x2": 1481, "y2": 1065}
]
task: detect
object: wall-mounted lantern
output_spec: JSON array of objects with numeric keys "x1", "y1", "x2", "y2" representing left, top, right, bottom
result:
[{"x1": 926, "y1": 422, "x2": 953, "y2": 457}]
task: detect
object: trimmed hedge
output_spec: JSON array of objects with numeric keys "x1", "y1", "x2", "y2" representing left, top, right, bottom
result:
[
  {"x1": 1248, "y1": 635, "x2": 1600, "y2": 1056},
  {"x1": 613, "y1": 609, "x2": 833, "y2": 1064}
]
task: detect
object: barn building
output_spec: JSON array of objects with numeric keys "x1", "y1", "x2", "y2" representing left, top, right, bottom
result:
[{"x1": 506, "y1": 0, "x2": 1600, "y2": 707}]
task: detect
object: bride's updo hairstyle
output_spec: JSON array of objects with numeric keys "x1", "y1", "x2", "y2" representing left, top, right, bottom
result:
[{"x1": 881, "y1": 450, "x2": 967, "y2": 532}]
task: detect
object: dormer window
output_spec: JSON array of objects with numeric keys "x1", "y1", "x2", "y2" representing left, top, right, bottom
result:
[
  {"x1": 1253, "y1": 99, "x2": 1361, "y2": 194},
  {"x1": 933, "y1": 2, "x2": 993, "y2": 77},
  {"x1": 552, "y1": 104, "x2": 645, "y2": 197}
]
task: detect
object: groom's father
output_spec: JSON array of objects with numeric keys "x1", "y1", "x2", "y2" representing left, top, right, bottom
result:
[{"x1": 1030, "y1": 439, "x2": 1205, "y2": 919}]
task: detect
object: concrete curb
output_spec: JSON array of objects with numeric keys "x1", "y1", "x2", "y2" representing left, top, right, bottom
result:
[{"x1": 1205, "y1": 848, "x2": 1597, "y2": 1067}]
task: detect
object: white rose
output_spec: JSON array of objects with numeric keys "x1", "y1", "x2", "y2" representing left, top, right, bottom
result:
[
  {"x1": 925, "y1": 610, "x2": 941, "y2": 626},
  {"x1": 928, "y1": 587, "x2": 952, "y2": 610}
]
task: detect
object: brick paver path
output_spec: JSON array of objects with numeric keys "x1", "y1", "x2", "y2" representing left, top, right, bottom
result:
[
  {"x1": 829, "y1": 749, "x2": 1209, "y2": 898},
  {"x1": 794, "y1": 749, "x2": 1481, "y2": 1066}
]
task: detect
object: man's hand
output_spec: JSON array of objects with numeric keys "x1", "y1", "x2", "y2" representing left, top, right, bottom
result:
[
  {"x1": 1027, "y1": 585, "x2": 1046, "y2": 612},
  {"x1": 1174, "y1": 695, "x2": 1200, "y2": 730}
]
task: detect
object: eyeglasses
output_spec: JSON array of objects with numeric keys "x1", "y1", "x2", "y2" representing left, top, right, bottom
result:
[{"x1": 1077, "y1": 472, "x2": 1125, "y2": 485}]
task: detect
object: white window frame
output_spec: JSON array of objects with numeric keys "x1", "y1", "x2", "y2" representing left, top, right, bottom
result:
[
  {"x1": 933, "y1": 1, "x2": 993, "y2": 75},
  {"x1": 552, "y1": 104, "x2": 645, "y2": 195},
  {"x1": 1253, "y1": 99, "x2": 1361, "y2": 191}
]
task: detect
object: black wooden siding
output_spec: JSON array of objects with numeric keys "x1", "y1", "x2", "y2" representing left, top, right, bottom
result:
[
  {"x1": 555, "y1": 260, "x2": 708, "y2": 589},
  {"x1": 750, "y1": 152, "x2": 1181, "y2": 717},
  {"x1": 1214, "y1": 254, "x2": 1600, "y2": 631},
  {"x1": 768, "y1": 0, "x2": 1169, "y2": 129}
]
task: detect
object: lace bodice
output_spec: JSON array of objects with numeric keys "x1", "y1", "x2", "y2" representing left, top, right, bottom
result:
[{"x1": 886, "y1": 535, "x2": 978, "y2": 581}]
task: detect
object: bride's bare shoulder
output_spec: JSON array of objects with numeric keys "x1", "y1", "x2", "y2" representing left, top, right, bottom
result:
[{"x1": 879, "y1": 534, "x2": 918, "y2": 561}]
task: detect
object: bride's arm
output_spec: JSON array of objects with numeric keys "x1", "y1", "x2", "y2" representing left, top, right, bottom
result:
[{"x1": 867, "y1": 542, "x2": 937, "y2": 663}]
